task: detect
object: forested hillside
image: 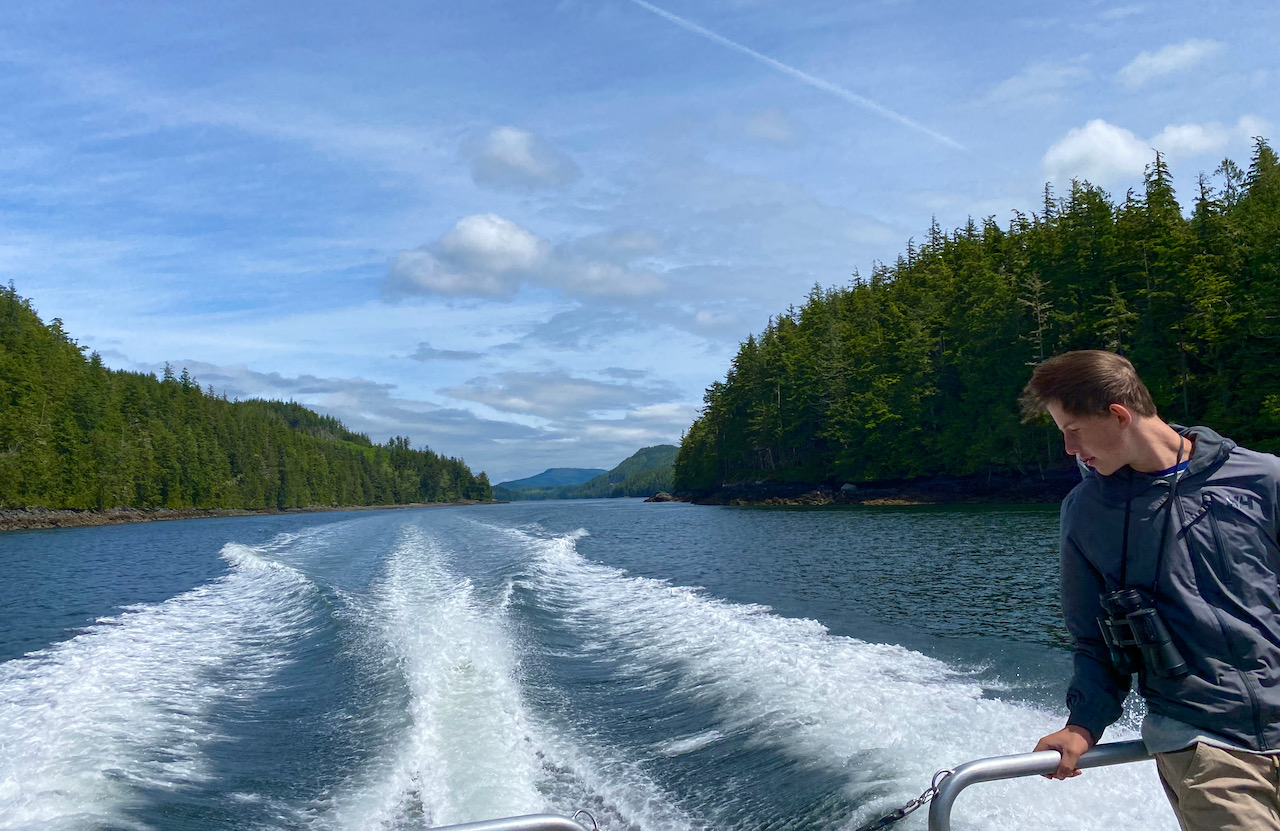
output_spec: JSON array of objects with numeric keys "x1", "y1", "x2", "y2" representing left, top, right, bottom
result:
[
  {"x1": 494, "y1": 445, "x2": 677, "y2": 500},
  {"x1": 675, "y1": 140, "x2": 1280, "y2": 492},
  {"x1": 496, "y1": 467, "x2": 607, "y2": 490},
  {"x1": 0, "y1": 285, "x2": 491, "y2": 509}
]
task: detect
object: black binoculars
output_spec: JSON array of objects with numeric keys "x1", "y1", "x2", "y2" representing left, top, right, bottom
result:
[{"x1": 1097, "y1": 588, "x2": 1189, "y2": 679}]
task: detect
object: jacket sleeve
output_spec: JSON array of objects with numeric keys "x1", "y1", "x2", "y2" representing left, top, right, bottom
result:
[{"x1": 1060, "y1": 506, "x2": 1131, "y2": 741}]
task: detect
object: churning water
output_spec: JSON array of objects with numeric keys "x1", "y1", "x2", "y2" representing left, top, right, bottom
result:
[{"x1": 0, "y1": 501, "x2": 1175, "y2": 830}]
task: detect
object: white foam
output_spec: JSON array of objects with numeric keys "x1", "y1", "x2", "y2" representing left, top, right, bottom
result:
[
  {"x1": 520, "y1": 530, "x2": 1178, "y2": 831},
  {"x1": 322, "y1": 524, "x2": 706, "y2": 831},
  {"x1": 527, "y1": 724, "x2": 708, "y2": 831},
  {"x1": 654, "y1": 729, "x2": 726, "y2": 757},
  {"x1": 0, "y1": 542, "x2": 322, "y2": 830},
  {"x1": 323, "y1": 526, "x2": 546, "y2": 829}
]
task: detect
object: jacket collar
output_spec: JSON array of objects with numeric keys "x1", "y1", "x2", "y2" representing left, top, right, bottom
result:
[{"x1": 1085, "y1": 424, "x2": 1235, "y2": 497}]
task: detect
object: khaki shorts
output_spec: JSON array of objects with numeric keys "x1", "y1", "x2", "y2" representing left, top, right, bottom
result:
[{"x1": 1156, "y1": 742, "x2": 1280, "y2": 831}]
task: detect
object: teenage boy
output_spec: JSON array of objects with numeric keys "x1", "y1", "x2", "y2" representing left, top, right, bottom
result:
[{"x1": 1022, "y1": 350, "x2": 1280, "y2": 830}]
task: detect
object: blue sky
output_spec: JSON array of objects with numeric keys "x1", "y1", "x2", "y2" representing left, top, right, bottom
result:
[{"x1": 4, "y1": 0, "x2": 1276, "y2": 483}]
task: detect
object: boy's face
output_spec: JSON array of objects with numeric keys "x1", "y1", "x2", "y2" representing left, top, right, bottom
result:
[{"x1": 1045, "y1": 401, "x2": 1132, "y2": 476}]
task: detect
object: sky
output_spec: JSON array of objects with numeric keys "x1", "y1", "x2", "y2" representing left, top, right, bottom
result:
[{"x1": 2, "y1": 0, "x2": 1276, "y2": 483}]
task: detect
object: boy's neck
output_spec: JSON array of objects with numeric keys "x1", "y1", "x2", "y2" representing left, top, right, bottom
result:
[{"x1": 1128, "y1": 419, "x2": 1190, "y2": 474}]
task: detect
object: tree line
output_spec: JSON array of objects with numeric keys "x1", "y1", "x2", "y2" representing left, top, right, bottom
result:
[
  {"x1": 494, "y1": 445, "x2": 677, "y2": 500},
  {"x1": 675, "y1": 139, "x2": 1280, "y2": 492},
  {"x1": 0, "y1": 285, "x2": 492, "y2": 509}
]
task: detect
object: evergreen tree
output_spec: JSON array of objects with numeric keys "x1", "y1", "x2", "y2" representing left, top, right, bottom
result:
[
  {"x1": 0, "y1": 285, "x2": 493, "y2": 510},
  {"x1": 675, "y1": 142, "x2": 1280, "y2": 491}
]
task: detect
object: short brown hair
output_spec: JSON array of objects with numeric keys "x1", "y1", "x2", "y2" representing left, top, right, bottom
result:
[{"x1": 1020, "y1": 350, "x2": 1158, "y2": 420}]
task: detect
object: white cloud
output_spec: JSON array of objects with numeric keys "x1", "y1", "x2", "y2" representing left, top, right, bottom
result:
[
  {"x1": 514, "y1": 308, "x2": 639, "y2": 350},
  {"x1": 134, "y1": 359, "x2": 537, "y2": 448},
  {"x1": 1099, "y1": 5, "x2": 1146, "y2": 21},
  {"x1": 985, "y1": 61, "x2": 1091, "y2": 108},
  {"x1": 602, "y1": 367, "x2": 648, "y2": 380},
  {"x1": 408, "y1": 342, "x2": 483, "y2": 362},
  {"x1": 1044, "y1": 119, "x2": 1151, "y2": 183},
  {"x1": 1151, "y1": 123, "x2": 1230, "y2": 157},
  {"x1": 440, "y1": 213, "x2": 546, "y2": 273},
  {"x1": 744, "y1": 109, "x2": 800, "y2": 146},
  {"x1": 486, "y1": 397, "x2": 693, "y2": 481},
  {"x1": 547, "y1": 259, "x2": 665, "y2": 297},
  {"x1": 1117, "y1": 39, "x2": 1220, "y2": 87},
  {"x1": 387, "y1": 213, "x2": 548, "y2": 298},
  {"x1": 570, "y1": 229, "x2": 661, "y2": 263},
  {"x1": 386, "y1": 248, "x2": 509, "y2": 298},
  {"x1": 1044, "y1": 117, "x2": 1266, "y2": 185},
  {"x1": 547, "y1": 229, "x2": 664, "y2": 297},
  {"x1": 133, "y1": 357, "x2": 689, "y2": 482},
  {"x1": 466, "y1": 126, "x2": 581, "y2": 191},
  {"x1": 6, "y1": 49, "x2": 463, "y2": 189},
  {"x1": 1238, "y1": 115, "x2": 1271, "y2": 138},
  {"x1": 694, "y1": 309, "x2": 738, "y2": 329},
  {"x1": 386, "y1": 215, "x2": 666, "y2": 302},
  {"x1": 443, "y1": 370, "x2": 680, "y2": 420},
  {"x1": 1152, "y1": 116, "x2": 1270, "y2": 157}
]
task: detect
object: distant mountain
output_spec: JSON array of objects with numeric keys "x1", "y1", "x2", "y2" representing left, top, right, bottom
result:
[
  {"x1": 493, "y1": 445, "x2": 678, "y2": 501},
  {"x1": 496, "y1": 468, "x2": 607, "y2": 490}
]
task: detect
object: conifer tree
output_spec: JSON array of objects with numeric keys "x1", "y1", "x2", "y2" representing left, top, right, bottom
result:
[
  {"x1": 0, "y1": 285, "x2": 493, "y2": 510},
  {"x1": 675, "y1": 142, "x2": 1280, "y2": 492}
]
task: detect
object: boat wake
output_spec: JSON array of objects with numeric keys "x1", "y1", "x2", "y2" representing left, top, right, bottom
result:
[
  {"x1": 319, "y1": 524, "x2": 703, "y2": 831},
  {"x1": 0, "y1": 539, "x2": 324, "y2": 830},
  {"x1": 506, "y1": 525, "x2": 1173, "y2": 831}
]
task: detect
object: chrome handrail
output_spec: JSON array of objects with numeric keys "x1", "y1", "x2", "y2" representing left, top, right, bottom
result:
[
  {"x1": 424, "y1": 742, "x2": 1152, "y2": 831},
  {"x1": 927, "y1": 739, "x2": 1152, "y2": 831},
  {"x1": 428, "y1": 815, "x2": 589, "y2": 831}
]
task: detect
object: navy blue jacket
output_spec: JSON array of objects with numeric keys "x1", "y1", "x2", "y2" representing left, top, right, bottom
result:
[{"x1": 1060, "y1": 426, "x2": 1280, "y2": 749}]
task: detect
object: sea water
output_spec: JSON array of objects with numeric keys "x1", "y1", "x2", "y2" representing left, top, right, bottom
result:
[{"x1": 0, "y1": 500, "x2": 1175, "y2": 830}]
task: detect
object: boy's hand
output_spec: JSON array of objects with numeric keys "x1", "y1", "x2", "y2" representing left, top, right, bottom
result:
[{"x1": 1034, "y1": 725, "x2": 1096, "y2": 780}]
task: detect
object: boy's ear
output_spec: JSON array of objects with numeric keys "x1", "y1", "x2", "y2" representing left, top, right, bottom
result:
[{"x1": 1108, "y1": 403, "x2": 1134, "y2": 426}]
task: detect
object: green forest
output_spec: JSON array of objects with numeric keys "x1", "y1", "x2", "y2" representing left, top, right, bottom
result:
[
  {"x1": 675, "y1": 139, "x2": 1280, "y2": 493},
  {"x1": 0, "y1": 285, "x2": 492, "y2": 510},
  {"x1": 494, "y1": 445, "x2": 677, "y2": 501}
]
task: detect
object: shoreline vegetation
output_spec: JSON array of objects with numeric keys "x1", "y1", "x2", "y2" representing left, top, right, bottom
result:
[
  {"x1": 674, "y1": 142, "x2": 1280, "y2": 496},
  {"x1": 0, "y1": 500, "x2": 500, "y2": 533},
  {"x1": 1, "y1": 284, "x2": 492, "y2": 514},
  {"x1": 670, "y1": 466, "x2": 1081, "y2": 507},
  {"x1": 9, "y1": 145, "x2": 1277, "y2": 518},
  {"x1": 494, "y1": 445, "x2": 677, "y2": 501}
]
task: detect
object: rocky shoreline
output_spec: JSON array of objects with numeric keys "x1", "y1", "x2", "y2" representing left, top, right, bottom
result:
[
  {"x1": 674, "y1": 467, "x2": 1082, "y2": 507},
  {"x1": 0, "y1": 501, "x2": 497, "y2": 533},
  {"x1": 2, "y1": 472, "x2": 1080, "y2": 530}
]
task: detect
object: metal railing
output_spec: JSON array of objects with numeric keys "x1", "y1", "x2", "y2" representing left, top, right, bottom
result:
[
  {"x1": 426, "y1": 741, "x2": 1153, "y2": 831},
  {"x1": 427, "y1": 815, "x2": 590, "y2": 831},
  {"x1": 927, "y1": 739, "x2": 1152, "y2": 831}
]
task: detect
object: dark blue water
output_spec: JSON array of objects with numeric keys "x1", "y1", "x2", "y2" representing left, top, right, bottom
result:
[{"x1": 0, "y1": 501, "x2": 1174, "y2": 830}]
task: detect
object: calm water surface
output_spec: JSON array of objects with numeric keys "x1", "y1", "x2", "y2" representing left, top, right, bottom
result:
[{"x1": 0, "y1": 500, "x2": 1173, "y2": 830}]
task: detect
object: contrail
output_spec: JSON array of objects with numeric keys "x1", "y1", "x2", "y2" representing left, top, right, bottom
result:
[{"x1": 626, "y1": 0, "x2": 962, "y2": 150}]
